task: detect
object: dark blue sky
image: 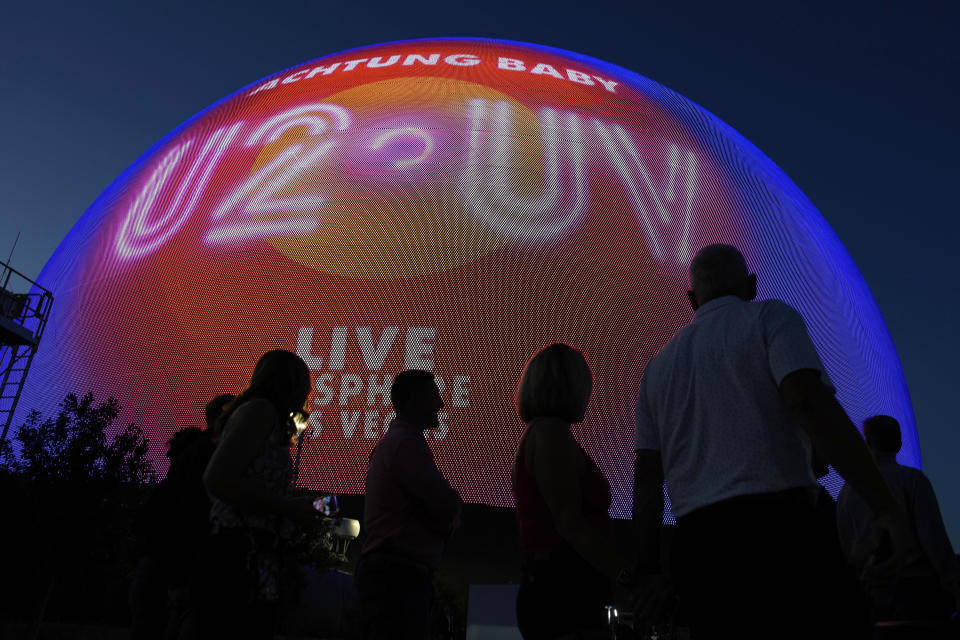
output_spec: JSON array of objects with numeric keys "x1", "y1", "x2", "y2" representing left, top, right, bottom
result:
[{"x1": 2, "y1": 1, "x2": 958, "y2": 545}]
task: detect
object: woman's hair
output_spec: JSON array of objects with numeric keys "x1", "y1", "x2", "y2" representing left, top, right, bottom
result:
[
  {"x1": 216, "y1": 349, "x2": 311, "y2": 437},
  {"x1": 204, "y1": 393, "x2": 236, "y2": 431},
  {"x1": 515, "y1": 343, "x2": 593, "y2": 424}
]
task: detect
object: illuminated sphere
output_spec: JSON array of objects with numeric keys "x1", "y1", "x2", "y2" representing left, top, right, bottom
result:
[{"x1": 22, "y1": 38, "x2": 918, "y2": 514}]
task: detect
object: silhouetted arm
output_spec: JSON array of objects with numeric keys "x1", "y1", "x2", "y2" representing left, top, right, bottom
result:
[
  {"x1": 780, "y1": 370, "x2": 897, "y2": 519},
  {"x1": 835, "y1": 486, "x2": 859, "y2": 560},
  {"x1": 395, "y1": 436, "x2": 462, "y2": 535},
  {"x1": 762, "y1": 300, "x2": 904, "y2": 576},
  {"x1": 633, "y1": 378, "x2": 664, "y2": 575},
  {"x1": 910, "y1": 470, "x2": 959, "y2": 590},
  {"x1": 529, "y1": 425, "x2": 619, "y2": 580},
  {"x1": 780, "y1": 369, "x2": 904, "y2": 577},
  {"x1": 204, "y1": 399, "x2": 316, "y2": 523},
  {"x1": 633, "y1": 449, "x2": 664, "y2": 575}
]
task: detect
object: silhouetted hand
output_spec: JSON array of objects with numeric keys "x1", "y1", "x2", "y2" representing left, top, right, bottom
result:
[
  {"x1": 285, "y1": 495, "x2": 326, "y2": 527},
  {"x1": 854, "y1": 512, "x2": 907, "y2": 586}
]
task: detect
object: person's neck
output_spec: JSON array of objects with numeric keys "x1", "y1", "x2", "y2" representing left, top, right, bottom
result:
[
  {"x1": 700, "y1": 292, "x2": 743, "y2": 305},
  {"x1": 394, "y1": 415, "x2": 427, "y2": 431},
  {"x1": 530, "y1": 415, "x2": 572, "y2": 429}
]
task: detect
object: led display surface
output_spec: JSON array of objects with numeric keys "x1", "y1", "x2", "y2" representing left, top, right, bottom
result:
[{"x1": 20, "y1": 38, "x2": 919, "y2": 516}]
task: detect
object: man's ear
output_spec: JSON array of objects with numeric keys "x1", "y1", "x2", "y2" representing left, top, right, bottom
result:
[{"x1": 687, "y1": 289, "x2": 699, "y2": 311}]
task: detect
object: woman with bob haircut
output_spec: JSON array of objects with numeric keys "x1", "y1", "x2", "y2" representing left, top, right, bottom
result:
[
  {"x1": 511, "y1": 343, "x2": 621, "y2": 639},
  {"x1": 200, "y1": 349, "x2": 321, "y2": 638}
]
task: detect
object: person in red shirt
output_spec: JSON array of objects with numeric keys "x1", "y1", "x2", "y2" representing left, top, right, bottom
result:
[
  {"x1": 511, "y1": 343, "x2": 621, "y2": 640},
  {"x1": 355, "y1": 369, "x2": 463, "y2": 639}
]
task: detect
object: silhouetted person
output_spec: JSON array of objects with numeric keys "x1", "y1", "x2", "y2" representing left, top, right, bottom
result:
[
  {"x1": 355, "y1": 369, "x2": 462, "y2": 640},
  {"x1": 512, "y1": 344, "x2": 621, "y2": 640},
  {"x1": 200, "y1": 350, "x2": 321, "y2": 640},
  {"x1": 130, "y1": 394, "x2": 234, "y2": 640},
  {"x1": 161, "y1": 393, "x2": 234, "y2": 639},
  {"x1": 205, "y1": 393, "x2": 236, "y2": 435},
  {"x1": 837, "y1": 415, "x2": 959, "y2": 623},
  {"x1": 632, "y1": 244, "x2": 904, "y2": 639},
  {"x1": 130, "y1": 480, "x2": 173, "y2": 640}
]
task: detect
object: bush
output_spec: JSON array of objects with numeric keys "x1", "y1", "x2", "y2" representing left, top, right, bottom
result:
[
  {"x1": 1, "y1": 392, "x2": 155, "y2": 485},
  {"x1": 0, "y1": 392, "x2": 156, "y2": 624}
]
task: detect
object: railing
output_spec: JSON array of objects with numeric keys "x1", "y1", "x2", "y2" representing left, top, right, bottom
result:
[
  {"x1": 0, "y1": 260, "x2": 53, "y2": 346},
  {"x1": 0, "y1": 258, "x2": 54, "y2": 441}
]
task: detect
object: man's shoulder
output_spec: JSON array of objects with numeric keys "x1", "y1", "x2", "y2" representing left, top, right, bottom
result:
[
  {"x1": 740, "y1": 299, "x2": 810, "y2": 349},
  {"x1": 709, "y1": 297, "x2": 798, "y2": 321},
  {"x1": 755, "y1": 298, "x2": 805, "y2": 322},
  {"x1": 708, "y1": 296, "x2": 798, "y2": 318},
  {"x1": 886, "y1": 461, "x2": 930, "y2": 487},
  {"x1": 378, "y1": 423, "x2": 428, "y2": 453},
  {"x1": 641, "y1": 298, "x2": 802, "y2": 374},
  {"x1": 650, "y1": 323, "x2": 695, "y2": 359},
  {"x1": 640, "y1": 341, "x2": 675, "y2": 383},
  {"x1": 640, "y1": 322, "x2": 699, "y2": 388}
]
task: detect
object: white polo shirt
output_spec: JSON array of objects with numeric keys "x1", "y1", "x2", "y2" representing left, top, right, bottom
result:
[{"x1": 635, "y1": 296, "x2": 825, "y2": 518}]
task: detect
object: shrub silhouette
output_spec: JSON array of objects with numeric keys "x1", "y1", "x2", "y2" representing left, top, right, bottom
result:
[{"x1": 0, "y1": 392, "x2": 155, "y2": 626}]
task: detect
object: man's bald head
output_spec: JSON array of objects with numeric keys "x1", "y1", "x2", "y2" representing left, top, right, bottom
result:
[{"x1": 687, "y1": 244, "x2": 756, "y2": 309}]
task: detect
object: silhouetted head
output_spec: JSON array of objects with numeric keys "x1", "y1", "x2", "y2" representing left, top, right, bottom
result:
[
  {"x1": 391, "y1": 370, "x2": 443, "y2": 430},
  {"x1": 218, "y1": 350, "x2": 311, "y2": 437},
  {"x1": 166, "y1": 426, "x2": 205, "y2": 461},
  {"x1": 204, "y1": 394, "x2": 236, "y2": 431},
  {"x1": 863, "y1": 415, "x2": 902, "y2": 457},
  {"x1": 516, "y1": 343, "x2": 593, "y2": 424},
  {"x1": 247, "y1": 349, "x2": 311, "y2": 415},
  {"x1": 687, "y1": 244, "x2": 757, "y2": 310}
]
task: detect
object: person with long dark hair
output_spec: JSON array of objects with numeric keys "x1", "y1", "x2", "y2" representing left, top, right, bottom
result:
[
  {"x1": 199, "y1": 349, "x2": 320, "y2": 638},
  {"x1": 511, "y1": 343, "x2": 620, "y2": 639}
]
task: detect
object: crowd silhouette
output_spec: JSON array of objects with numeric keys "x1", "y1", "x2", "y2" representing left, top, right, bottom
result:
[{"x1": 124, "y1": 244, "x2": 958, "y2": 640}]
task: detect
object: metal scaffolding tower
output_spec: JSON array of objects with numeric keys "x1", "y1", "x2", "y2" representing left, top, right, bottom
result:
[{"x1": 0, "y1": 259, "x2": 53, "y2": 442}]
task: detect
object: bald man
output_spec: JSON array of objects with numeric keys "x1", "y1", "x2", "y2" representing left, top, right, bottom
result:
[{"x1": 632, "y1": 244, "x2": 904, "y2": 638}]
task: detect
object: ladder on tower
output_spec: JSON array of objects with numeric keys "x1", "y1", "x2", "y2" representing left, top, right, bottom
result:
[{"x1": 0, "y1": 259, "x2": 53, "y2": 442}]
